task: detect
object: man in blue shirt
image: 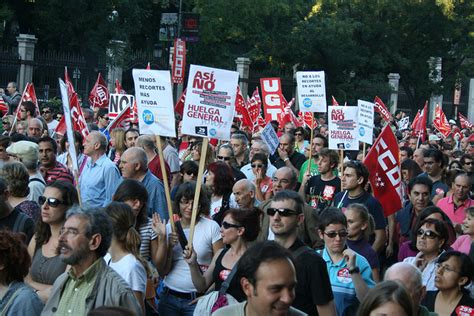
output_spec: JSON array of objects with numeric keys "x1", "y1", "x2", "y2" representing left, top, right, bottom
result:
[
  {"x1": 120, "y1": 147, "x2": 168, "y2": 220},
  {"x1": 79, "y1": 131, "x2": 121, "y2": 207}
]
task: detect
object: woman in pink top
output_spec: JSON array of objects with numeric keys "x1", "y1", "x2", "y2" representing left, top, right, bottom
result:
[{"x1": 451, "y1": 207, "x2": 474, "y2": 255}]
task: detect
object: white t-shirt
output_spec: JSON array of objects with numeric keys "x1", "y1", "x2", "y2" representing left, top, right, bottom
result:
[
  {"x1": 47, "y1": 119, "x2": 59, "y2": 135},
  {"x1": 104, "y1": 253, "x2": 147, "y2": 294},
  {"x1": 164, "y1": 217, "x2": 221, "y2": 292},
  {"x1": 210, "y1": 195, "x2": 237, "y2": 217}
]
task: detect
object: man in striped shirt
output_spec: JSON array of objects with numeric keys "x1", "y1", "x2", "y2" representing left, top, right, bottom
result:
[{"x1": 38, "y1": 136, "x2": 73, "y2": 184}]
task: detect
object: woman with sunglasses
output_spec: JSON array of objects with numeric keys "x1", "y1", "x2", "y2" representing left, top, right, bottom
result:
[
  {"x1": 294, "y1": 126, "x2": 309, "y2": 154},
  {"x1": 403, "y1": 218, "x2": 449, "y2": 291},
  {"x1": 1, "y1": 115, "x2": 13, "y2": 136},
  {"x1": 423, "y1": 251, "x2": 474, "y2": 315},
  {"x1": 25, "y1": 181, "x2": 79, "y2": 302},
  {"x1": 183, "y1": 208, "x2": 261, "y2": 303},
  {"x1": 156, "y1": 182, "x2": 223, "y2": 316},
  {"x1": 250, "y1": 153, "x2": 272, "y2": 201}
]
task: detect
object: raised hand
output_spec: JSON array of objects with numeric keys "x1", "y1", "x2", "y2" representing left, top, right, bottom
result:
[{"x1": 151, "y1": 213, "x2": 167, "y2": 237}]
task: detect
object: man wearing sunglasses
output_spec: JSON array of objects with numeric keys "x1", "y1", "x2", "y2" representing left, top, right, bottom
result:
[
  {"x1": 318, "y1": 207, "x2": 375, "y2": 316},
  {"x1": 96, "y1": 108, "x2": 111, "y2": 141},
  {"x1": 216, "y1": 144, "x2": 246, "y2": 181},
  {"x1": 269, "y1": 190, "x2": 336, "y2": 316},
  {"x1": 41, "y1": 106, "x2": 59, "y2": 135}
]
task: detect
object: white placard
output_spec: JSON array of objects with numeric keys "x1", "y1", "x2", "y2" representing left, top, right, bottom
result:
[
  {"x1": 261, "y1": 122, "x2": 279, "y2": 154},
  {"x1": 296, "y1": 71, "x2": 327, "y2": 112},
  {"x1": 328, "y1": 106, "x2": 359, "y2": 150},
  {"x1": 109, "y1": 93, "x2": 135, "y2": 118},
  {"x1": 398, "y1": 117, "x2": 410, "y2": 131},
  {"x1": 182, "y1": 65, "x2": 239, "y2": 140},
  {"x1": 133, "y1": 69, "x2": 176, "y2": 137},
  {"x1": 357, "y1": 100, "x2": 374, "y2": 145},
  {"x1": 58, "y1": 79, "x2": 79, "y2": 174}
]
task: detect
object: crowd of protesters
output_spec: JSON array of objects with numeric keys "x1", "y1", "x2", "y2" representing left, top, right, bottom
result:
[{"x1": 0, "y1": 81, "x2": 474, "y2": 316}]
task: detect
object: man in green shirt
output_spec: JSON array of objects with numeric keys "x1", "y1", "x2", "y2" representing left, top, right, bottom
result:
[
  {"x1": 42, "y1": 207, "x2": 141, "y2": 316},
  {"x1": 298, "y1": 134, "x2": 328, "y2": 183}
]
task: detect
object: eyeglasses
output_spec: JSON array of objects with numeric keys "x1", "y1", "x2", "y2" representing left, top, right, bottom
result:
[
  {"x1": 217, "y1": 155, "x2": 231, "y2": 161},
  {"x1": 222, "y1": 221, "x2": 242, "y2": 230},
  {"x1": 271, "y1": 177, "x2": 290, "y2": 185},
  {"x1": 266, "y1": 208, "x2": 300, "y2": 217},
  {"x1": 39, "y1": 196, "x2": 66, "y2": 207},
  {"x1": 417, "y1": 228, "x2": 439, "y2": 239},
  {"x1": 251, "y1": 164, "x2": 264, "y2": 168},
  {"x1": 101, "y1": 117, "x2": 109, "y2": 121},
  {"x1": 294, "y1": 132, "x2": 303, "y2": 136},
  {"x1": 464, "y1": 162, "x2": 473, "y2": 166},
  {"x1": 59, "y1": 227, "x2": 82, "y2": 237},
  {"x1": 179, "y1": 199, "x2": 193, "y2": 206},
  {"x1": 184, "y1": 171, "x2": 196, "y2": 176},
  {"x1": 42, "y1": 110, "x2": 51, "y2": 114},
  {"x1": 323, "y1": 230, "x2": 349, "y2": 238},
  {"x1": 2, "y1": 121, "x2": 9, "y2": 125},
  {"x1": 436, "y1": 263, "x2": 460, "y2": 274}
]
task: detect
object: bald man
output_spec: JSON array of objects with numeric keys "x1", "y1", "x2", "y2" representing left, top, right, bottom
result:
[
  {"x1": 120, "y1": 147, "x2": 168, "y2": 220},
  {"x1": 271, "y1": 133, "x2": 306, "y2": 174},
  {"x1": 384, "y1": 262, "x2": 433, "y2": 316},
  {"x1": 27, "y1": 118, "x2": 44, "y2": 139},
  {"x1": 232, "y1": 179, "x2": 258, "y2": 209}
]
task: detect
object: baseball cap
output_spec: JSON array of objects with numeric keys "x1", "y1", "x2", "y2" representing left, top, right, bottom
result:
[{"x1": 6, "y1": 141, "x2": 39, "y2": 163}]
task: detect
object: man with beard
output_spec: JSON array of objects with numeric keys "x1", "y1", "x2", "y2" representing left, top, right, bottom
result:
[{"x1": 42, "y1": 207, "x2": 141, "y2": 315}]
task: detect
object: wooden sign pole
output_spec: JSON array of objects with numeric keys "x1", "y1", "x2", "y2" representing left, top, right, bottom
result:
[{"x1": 155, "y1": 135, "x2": 176, "y2": 233}]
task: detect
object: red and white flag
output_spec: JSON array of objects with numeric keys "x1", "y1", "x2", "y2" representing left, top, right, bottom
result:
[
  {"x1": 413, "y1": 102, "x2": 428, "y2": 142},
  {"x1": 106, "y1": 104, "x2": 131, "y2": 131},
  {"x1": 459, "y1": 113, "x2": 472, "y2": 129},
  {"x1": 115, "y1": 79, "x2": 126, "y2": 94},
  {"x1": 14, "y1": 83, "x2": 40, "y2": 119},
  {"x1": 235, "y1": 86, "x2": 252, "y2": 128},
  {"x1": 247, "y1": 87, "x2": 262, "y2": 125},
  {"x1": 433, "y1": 104, "x2": 451, "y2": 137},
  {"x1": 373, "y1": 96, "x2": 393, "y2": 122},
  {"x1": 278, "y1": 97, "x2": 302, "y2": 128},
  {"x1": 54, "y1": 116, "x2": 66, "y2": 135},
  {"x1": 65, "y1": 68, "x2": 89, "y2": 140},
  {"x1": 146, "y1": 62, "x2": 151, "y2": 70},
  {"x1": 411, "y1": 110, "x2": 420, "y2": 130},
  {"x1": 331, "y1": 96, "x2": 339, "y2": 106},
  {"x1": 0, "y1": 99, "x2": 8, "y2": 116},
  {"x1": 172, "y1": 38, "x2": 186, "y2": 84},
  {"x1": 88, "y1": 73, "x2": 109, "y2": 109},
  {"x1": 175, "y1": 89, "x2": 186, "y2": 117},
  {"x1": 363, "y1": 125, "x2": 402, "y2": 217},
  {"x1": 299, "y1": 111, "x2": 318, "y2": 129}
]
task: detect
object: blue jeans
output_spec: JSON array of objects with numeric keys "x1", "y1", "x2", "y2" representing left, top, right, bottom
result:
[{"x1": 157, "y1": 288, "x2": 196, "y2": 316}]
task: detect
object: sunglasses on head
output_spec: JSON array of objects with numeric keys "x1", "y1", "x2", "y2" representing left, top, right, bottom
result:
[
  {"x1": 222, "y1": 221, "x2": 242, "y2": 229},
  {"x1": 251, "y1": 164, "x2": 264, "y2": 168},
  {"x1": 323, "y1": 230, "x2": 349, "y2": 238},
  {"x1": 217, "y1": 155, "x2": 231, "y2": 161},
  {"x1": 417, "y1": 228, "x2": 439, "y2": 239},
  {"x1": 39, "y1": 196, "x2": 66, "y2": 207},
  {"x1": 266, "y1": 208, "x2": 300, "y2": 217}
]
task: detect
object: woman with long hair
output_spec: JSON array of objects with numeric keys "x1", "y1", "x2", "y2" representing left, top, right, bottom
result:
[
  {"x1": 104, "y1": 202, "x2": 149, "y2": 315},
  {"x1": 192, "y1": 141, "x2": 214, "y2": 171},
  {"x1": 183, "y1": 207, "x2": 261, "y2": 301},
  {"x1": 156, "y1": 182, "x2": 223, "y2": 316},
  {"x1": 26, "y1": 181, "x2": 79, "y2": 302},
  {"x1": 423, "y1": 251, "x2": 474, "y2": 315},
  {"x1": 108, "y1": 128, "x2": 126, "y2": 165},
  {"x1": 0, "y1": 161, "x2": 41, "y2": 222},
  {"x1": 206, "y1": 161, "x2": 235, "y2": 220}
]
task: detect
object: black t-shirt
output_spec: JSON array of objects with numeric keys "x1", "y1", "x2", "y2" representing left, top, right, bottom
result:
[
  {"x1": 0, "y1": 209, "x2": 34, "y2": 243},
  {"x1": 423, "y1": 291, "x2": 474, "y2": 315},
  {"x1": 272, "y1": 151, "x2": 307, "y2": 170},
  {"x1": 289, "y1": 238, "x2": 334, "y2": 315},
  {"x1": 305, "y1": 175, "x2": 341, "y2": 212}
]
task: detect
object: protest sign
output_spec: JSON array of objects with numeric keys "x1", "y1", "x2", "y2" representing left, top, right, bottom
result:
[
  {"x1": 357, "y1": 100, "x2": 374, "y2": 145},
  {"x1": 59, "y1": 79, "x2": 79, "y2": 175},
  {"x1": 133, "y1": 69, "x2": 176, "y2": 138},
  {"x1": 260, "y1": 78, "x2": 284, "y2": 123},
  {"x1": 328, "y1": 106, "x2": 359, "y2": 150},
  {"x1": 181, "y1": 64, "x2": 239, "y2": 140},
  {"x1": 296, "y1": 71, "x2": 327, "y2": 112},
  {"x1": 109, "y1": 93, "x2": 135, "y2": 119},
  {"x1": 261, "y1": 122, "x2": 280, "y2": 155},
  {"x1": 398, "y1": 117, "x2": 410, "y2": 130}
]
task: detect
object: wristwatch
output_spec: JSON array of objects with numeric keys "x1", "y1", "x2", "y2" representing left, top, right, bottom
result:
[{"x1": 348, "y1": 266, "x2": 360, "y2": 274}]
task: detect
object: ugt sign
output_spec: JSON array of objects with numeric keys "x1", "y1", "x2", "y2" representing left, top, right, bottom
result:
[{"x1": 260, "y1": 78, "x2": 284, "y2": 123}]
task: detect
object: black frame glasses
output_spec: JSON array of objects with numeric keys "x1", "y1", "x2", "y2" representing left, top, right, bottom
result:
[
  {"x1": 266, "y1": 208, "x2": 300, "y2": 217},
  {"x1": 222, "y1": 221, "x2": 242, "y2": 230},
  {"x1": 39, "y1": 196, "x2": 66, "y2": 207}
]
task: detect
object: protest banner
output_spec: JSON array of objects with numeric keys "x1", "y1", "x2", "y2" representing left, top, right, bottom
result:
[
  {"x1": 58, "y1": 78, "x2": 82, "y2": 205},
  {"x1": 328, "y1": 106, "x2": 359, "y2": 150},
  {"x1": 398, "y1": 117, "x2": 410, "y2": 131},
  {"x1": 260, "y1": 78, "x2": 284, "y2": 123},
  {"x1": 357, "y1": 100, "x2": 374, "y2": 145},
  {"x1": 88, "y1": 73, "x2": 109, "y2": 109},
  {"x1": 109, "y1": 93, "x2": 135, "y2": 119},
  {"x1": 133, "y1": 69, "x2": 176, "y2": 138},
  {"x1": 261, "y1": 122, "x2": 280, "y2": 155},
  {"x1": 181, "y1": 64, "x2": 239, "y2": 140},
  {"x1": 296, "y1": 71, "x2": 327, "y2": 112}
]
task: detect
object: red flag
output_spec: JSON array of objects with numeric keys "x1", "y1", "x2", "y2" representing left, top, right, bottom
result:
[
  {"x1": 331, "y1": 96, "x2": 339, "y2": 106},
  {"x1": 65, "y1": 68, "x2": 89, "y2": 140},
  {"x1": 235, "y1": 86, "x2": 252, "y2": 128},
  {"x1": 15, "y1": 83, "x2": 40, "y2": 119},
  {"x1": 363, "y1": 125, "x2": 402, "y2": 217},
  {"x1": 106, "y1": 104, "x2": 131, "y2": 131},
  {"x1": 373, "y1": 96, "x2": 393, "y2": 122},
  {"x1": 260, "y1": 78, "x2": 285, "y2": 123},
  {"x1": 172, "y1": 38, "x2": 186, "y2": 84},
  {"x1": 459, "y1": 113, "x2": 472, "y2": 129},
  {"x1": 0, "y1": 99, "x2": 7, "y2": 116},
  {"x1": 433, "y1": 104, "x2": 451, "y2": 137},
  {"x1": 299, "y1": 111, "x2": 318, "y2": 129},
  {"x1": 115, "y1": 79, "x2": 126, "y2": 94},
  {"x1": 175, "y1": 89, "x2": 186, "y2": 117},
  {"x1": 413, "y1": 102, "x2": 428, "y2": 142},
  {"x1": 54, "y1": 116, "x2": 66, "y2": 135},
  {"x1": 278, "y1": 97, "x2": 302, "y2": 128},
  {"x1": 411, "y1": 110, "x2": 420, "y2": 130},
  {"x1": 247, "y1": 87, "x2": 262, "y2": 124},
  {"x1": 253, "y1": 116, "x2": 267, "y2": 133},
  {"x1": 88, "y1": 73, "x2": 109, "y2": 109},
  {"x1": 146, "y1": 62, "x2": 151, "y2": 70},
  {"x1": 131, "y1": 99, "x2": 138, "y2": 123}
]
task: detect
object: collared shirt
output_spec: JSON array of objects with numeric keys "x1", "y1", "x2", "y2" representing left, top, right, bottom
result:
[
  {"x1": 437, "y1": 195, "x2": 474, "y2": 224},
  {"x1": 403, "y1": 252, "x2": 443, "y2": 291},
  {"x1": 321, "y1": 247, "x2": 375, "y2": 316},
  {"x1": 56, "y1": 259, "x2": 102, "y2": 316},
  {"x1": 79, "y1": 154, "x2": 121, "y2": 207},
  {"x1": 141, "y1": 170, "x2": 168, "y2": 220}
]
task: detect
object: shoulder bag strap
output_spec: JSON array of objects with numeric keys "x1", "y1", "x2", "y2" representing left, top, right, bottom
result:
[{"x1": 218, "y1": 256, "x2": 239, "y2": 296}]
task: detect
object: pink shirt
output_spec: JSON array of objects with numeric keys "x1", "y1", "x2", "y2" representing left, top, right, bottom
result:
[{"x1": 437, "y1": 196, "x2": 474, "y2": 224}]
